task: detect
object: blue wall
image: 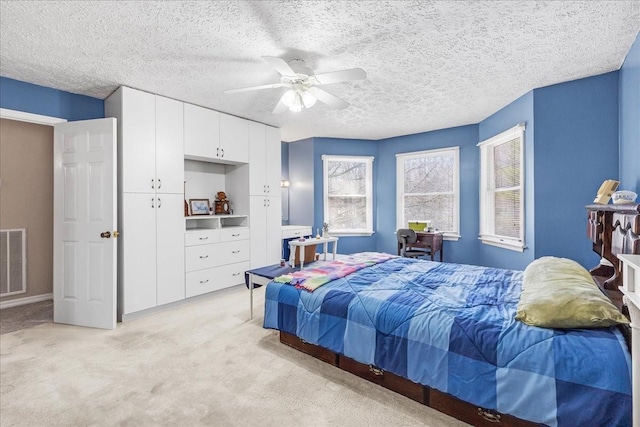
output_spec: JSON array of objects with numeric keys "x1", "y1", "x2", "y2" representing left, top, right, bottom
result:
[
  {"x1": 312, "y1": 137, "x2": 379, "y2": 254},
  {"x1": 288, "y1": 138, "x2": 315, "y2": 227},
  {"x1": 533, "y1": 72, "x2": 619, "y2": 269},
  {"x1": 376, "y1": 125, "x2": 479, "y2": 264},
  {"x1": 478, "y1": 92, "x2": 535, "y2": 270},
  {"x1": 619, "y1": 31, "x2": 640, "y2": 193},
  {"x1": 0, "y1": 76, "x2": 104, "y2": 120}
]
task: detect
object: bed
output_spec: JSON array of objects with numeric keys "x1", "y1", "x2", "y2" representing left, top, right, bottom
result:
[{"x1": 263, "y1": 253, "x2": 632, "y2": 427}]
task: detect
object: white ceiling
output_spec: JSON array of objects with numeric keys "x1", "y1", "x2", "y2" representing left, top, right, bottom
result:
[{"x1": 1, "y1": 1, "x2": 638, "y2": 142}]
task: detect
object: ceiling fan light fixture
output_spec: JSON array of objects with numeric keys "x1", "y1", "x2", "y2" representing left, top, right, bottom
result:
[
  {"x1": 281, "y1": 89, "x2": 297, "y2": 108},
  {"x1": 301, "y1": 91, "x2": 316, "y2": 108}
]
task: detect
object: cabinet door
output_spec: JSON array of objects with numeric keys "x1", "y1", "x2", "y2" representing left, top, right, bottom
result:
[
  {"x1": 155, "y1": 96, "x2": 184, "y2": 194},
  {"x1": 156, "y1": 194, "x2": 185, "y2": 305},
  {"x1": 219, "y1": 113, "x2": 249, "y2": 163},
  {"x1": 249, "y1": 196, "x2": 268, "y2": 268},
  {"x1": 249, "y1": 121, "x2": 267, "y2": 196},
  {"x1": 265, "y1": 126, "x2": 282, "y2": 196},
  {"x1": 266, "y1": 196, "x2": 283, "y2": 265},
  {"x1": 121, "y1": 88, "x2": 156, "y2": 193},
  {"x1": 121, "y1": 193, "x2": 157, "y2": 314},
  {"x1": 184, "y1": 103, "x2": 220, "y2": 160}
]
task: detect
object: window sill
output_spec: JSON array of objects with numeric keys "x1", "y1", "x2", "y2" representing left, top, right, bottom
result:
[
  {"x1": 443, "y1": 234, "x2": 460, "y2": 242},
  {"x1": 327, "y1": 231, "x2": 375, "y2": 237},
  {"x1": 479, "y1": 237, "x2": 525, "y2": 252}
]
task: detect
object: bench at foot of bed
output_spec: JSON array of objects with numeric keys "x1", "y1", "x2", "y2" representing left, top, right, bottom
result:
[{"x1": 279, "y1": 331, "x2": 544, "y2": 427}]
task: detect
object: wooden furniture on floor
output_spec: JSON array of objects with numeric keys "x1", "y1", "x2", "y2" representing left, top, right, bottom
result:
[
  {"x1": 280, "y1": 331, "x2": 541, "y2": 427},
  {"x1": 586, "y1": 203, "x2": 640, "y2": 310},
  {"x1": 396, "y1": 231, "x2": 443, "y2": 261}
]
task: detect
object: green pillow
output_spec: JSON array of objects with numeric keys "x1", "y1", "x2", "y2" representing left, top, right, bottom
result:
[{"x1": 516, "y1": 257, "x2": 629, "y2": 328}]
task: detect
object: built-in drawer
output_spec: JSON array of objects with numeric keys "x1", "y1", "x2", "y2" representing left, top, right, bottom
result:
[
  {"x1": 185, "y1": 229, "x2": 221, "y2": 246},
  {"x1": 186, "y1": 261, "x2": 250, "y2": 298},
  {"x1": 282, "y1": 225, "x2": 312, "y2": 239},
  {"x1": 220, "y1": 227, "x2": 250, "y2": 242},
  {"x1": 185, "y1": 240, "x2": 249, "y2": 272}
]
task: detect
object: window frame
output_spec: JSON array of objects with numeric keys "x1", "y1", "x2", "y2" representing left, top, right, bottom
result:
[
  {"x1": 478, "y1": 123, "x2": 526, "y2": 252},
  {"x1": 396, "y1": 146, "x2": 460, "y2": 240},
  {"x1": 322, "y1": 155, "x2": 374, "y2": 236}
]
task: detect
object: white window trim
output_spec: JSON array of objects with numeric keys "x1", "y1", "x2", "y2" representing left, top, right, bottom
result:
[
  {"x1": 322, "y1": 155, "x2": 374, "y2": 236},
  {"x1": 478, "y1": 123, "x2": 526, "y2": 252},
  {"x1": 396, "y1": 147, "x2": 460, "y2": 241}
]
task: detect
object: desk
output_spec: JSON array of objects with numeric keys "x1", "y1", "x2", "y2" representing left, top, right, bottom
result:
[
  {"x1": 397, "y1": 232, "x2": 443, "y2": 261},
  {"x1": 289, "y1": 236, "x2": 339, "y2": 269}
]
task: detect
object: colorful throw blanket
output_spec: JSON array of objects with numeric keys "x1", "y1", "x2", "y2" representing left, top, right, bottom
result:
[{"x1": 274, "y1": 252, "x2": 396, "y2": 292}]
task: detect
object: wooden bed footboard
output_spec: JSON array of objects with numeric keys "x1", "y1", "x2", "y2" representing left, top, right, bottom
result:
[{"x1": 279, "y1": 331, "x2": 543, "y2": 427}]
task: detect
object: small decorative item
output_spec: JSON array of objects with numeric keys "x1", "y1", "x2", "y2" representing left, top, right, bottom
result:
[
  {"x1": 593, "y1": 179, "x2": 619, "y2": 204},
  {"x1": 316, "y1": 228, "x2": 321, "y2": 239},
  {"x1": 189, "y1": 199, "x2": 210, "y2": 215},
  {"x1": 612, "y1": 190, "x2": 638, "y2": 205},
  {"x1": 184, "y1": 181, "x2": 189, "y2": 216},
  {"x1": 322, "y1": 222, "x2": 330, "y2": 237},
  {"x1": 214, "y1": 191, "x2": 231, "y2": 215},
  {"x1": 280, "y1": 259, "x2": 286, "y2": 267}
]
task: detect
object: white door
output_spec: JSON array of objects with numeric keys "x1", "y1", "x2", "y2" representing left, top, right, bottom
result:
[
  {"x1": 265, "y1": 126, "x2": 282, "y2": 195},
  {"x1": 155, "y1": 96, "x2": 184, "y2": 194},
  {"x1": 266, "y1": 196, "x2": 283, "y2": 265},
  {"x1": 121, "y1": 88, "x2": 155, "y2": 193},
  {"x1": 219, "y1": 113, "x2": 249, "y2": 163},
  {"x1": 248, "y1": 122, "x2": 267, "y2": 196},
  {"x1": 156, "y1": 194, "x2": 185, "y2": 305},
  {"x1": 249, "y1": 196, "x2": 268, "y2": 267},
  {"x1": 53, "y1": 118, "x2": 117, "y2": 329},
  {"x1": 121, "y1": 193, "x2": 157, "y2": 314}
]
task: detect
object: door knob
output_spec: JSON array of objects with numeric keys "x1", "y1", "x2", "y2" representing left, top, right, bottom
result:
[
  {"x1": 113, "y1": 231, "x2": 120, "y2": 238},
  {"x1": 100, "y1": 231, "x2": 111, "y2": 238}
]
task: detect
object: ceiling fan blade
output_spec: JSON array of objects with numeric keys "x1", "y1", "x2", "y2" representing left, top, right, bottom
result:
[
  {"x1": 272, "y1": 96, "x2": 289, "y2": 114},
  {"x1": 262, "y1": 56, "x2": 296, "y2": 77},
  {"x1": 224, "y1": 83, "x2": 286, "y2": 94},
  {"x1": 314, "y1": 68, "x2": 367, "y2": 85},
  {"x1": 307, "y1": 87, "x2": 349, "y2": 109}
]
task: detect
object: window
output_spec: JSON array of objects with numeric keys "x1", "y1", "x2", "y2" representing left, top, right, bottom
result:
[
  {"x1": 478, "y1": 124, "x2": 525, "y2": 251},
  {"x1": 396, "y1": 147, "x2": 460, "y2": 240},
  {"x1": 322, "y1": 155, "x2": 374, "y2": 235}
]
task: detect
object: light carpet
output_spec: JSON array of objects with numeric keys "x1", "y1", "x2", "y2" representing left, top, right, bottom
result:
[{"x1": 0, "y1": 285, "x2": 467, "y2": 426}]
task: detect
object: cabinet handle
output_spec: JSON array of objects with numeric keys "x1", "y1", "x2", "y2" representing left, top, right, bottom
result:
[
  {"x1": 232, "y1": 272, "x2": 241, "y2": 276},
  {"x1": 232, "y1": 250, "x2": 240, "y2": 254},
  {"x1": 157, "y1": 178, "x2": 162, "y2": 189},
  {"x1": 267, "y1": 185, "x2": 270, "y2": 193},
  {"x1": 216, "y1": 147, "x2": 220, "y2": 157},
  {"x1": 151, "y1": 178, "x2": 155, "y2": 189},
  {"x1": 157, "y1": 197, "x2": 162, "y2": 208},
  {"x1": 263, "y1": 199, "x2": 267, "y2": 207},
  {"x1": 151, "y1": 198, "x2": 155, "y2": 208},
  {"x1": 199, "y1": 255, "x2": 209, "y2": 259},
  {"x1": 267, "y1": 199, "x2": 271, "y2": 207},
  {"x1": 231, "y1": 233, "x2": 240, "y2": 237},
  {"x1": 199, "y1": 279, "x2": 209, "y2": 284},
  {"x1": 198, "y1": 237, "x2": 209, "y2": 240},
  {"x1": 221, "y1": 148, "x2": 225, "y2": 157},
  {"x1": 294, "y1": 232, "x2": 300, "y2": 235},
  {"x1": 263, "y1": 184, "x2": 266, "y2": 193}
]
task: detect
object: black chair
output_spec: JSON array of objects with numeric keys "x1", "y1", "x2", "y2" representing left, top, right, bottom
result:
[{"x1": 396, "y1": 228, "x2": 428, "y2": 258}]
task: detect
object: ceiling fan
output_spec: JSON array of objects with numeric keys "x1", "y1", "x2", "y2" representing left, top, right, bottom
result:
[{"x1": 224, "y1": 56, "x2": 367, "y2": 113}]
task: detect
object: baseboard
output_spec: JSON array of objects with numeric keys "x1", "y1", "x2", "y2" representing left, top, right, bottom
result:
[{"x1": 0, "y1": 293, "x2": 53, "y2": 309}]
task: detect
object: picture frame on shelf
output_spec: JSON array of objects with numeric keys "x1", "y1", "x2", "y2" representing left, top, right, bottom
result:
[{"x1": 189, "y1": 199, "x2": 210, "y2": 215}]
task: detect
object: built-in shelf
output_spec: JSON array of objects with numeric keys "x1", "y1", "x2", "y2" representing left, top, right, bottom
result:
[{"x1": 185, "y1": 214, "x2": 248, "y2": 231}]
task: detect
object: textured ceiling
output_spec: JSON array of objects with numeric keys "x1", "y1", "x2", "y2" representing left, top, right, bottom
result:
[{"x1": 1, "y1": 1, "x2": 639, "y2": 142}]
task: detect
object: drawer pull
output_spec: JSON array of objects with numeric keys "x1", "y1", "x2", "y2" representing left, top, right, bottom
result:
[
  {"x1": 231, "y1": 233, "x2": 240, "y2": 237},
  {"x1": 232, "y1": 272, "x2": 241, "y2": 276},
  {"x1": 368, "y1": 365, "x2": 384, "y2": 376},
  {"x1": 477, "y1": 408, "x2": 501, "y2": 423},
  {"x1": 199, "y1": 255, "x2": 209, "y2": 259},
  {"x1": 232, "y1": 250, "x2": 240, "y2": 254},
  {"x1": 199, "y1": 279, "x2": 209, "y2": 284},
  {"x1": 199, "y1": 237, "x2": 209, "y2": 240}
]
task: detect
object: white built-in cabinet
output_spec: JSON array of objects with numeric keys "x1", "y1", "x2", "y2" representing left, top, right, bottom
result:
[
  {"x1": 107, "y1": 86, "x2": 282, "y2": 319},
  {"x1": 106, "y1": 87, "x2": 186, "y2": 317},
  {"x1": 184, "y1": 105, "x2": 249, "y2": 164},
  {"x1": 249, "y1": 122, "x2": 282, "y2": 267}
]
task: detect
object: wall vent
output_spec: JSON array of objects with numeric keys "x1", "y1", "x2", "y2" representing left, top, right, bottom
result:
[{"x1": 0, "y1": 229, "x2": 27, "y2": 297}]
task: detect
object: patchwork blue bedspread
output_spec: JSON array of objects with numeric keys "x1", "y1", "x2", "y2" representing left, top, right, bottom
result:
[{"x1": 263, "y1": 257, "x2": 632, "y2": 427}]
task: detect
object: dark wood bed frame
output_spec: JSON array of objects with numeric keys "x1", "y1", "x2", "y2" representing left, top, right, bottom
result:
[{"x1": 279, "y1": 331, "x2": 544, "y2": 427}]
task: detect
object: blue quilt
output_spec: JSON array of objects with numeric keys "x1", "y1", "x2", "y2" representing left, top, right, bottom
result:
[{"x1": 263, "y1": 256, "x2": 632, "y2": 427}]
